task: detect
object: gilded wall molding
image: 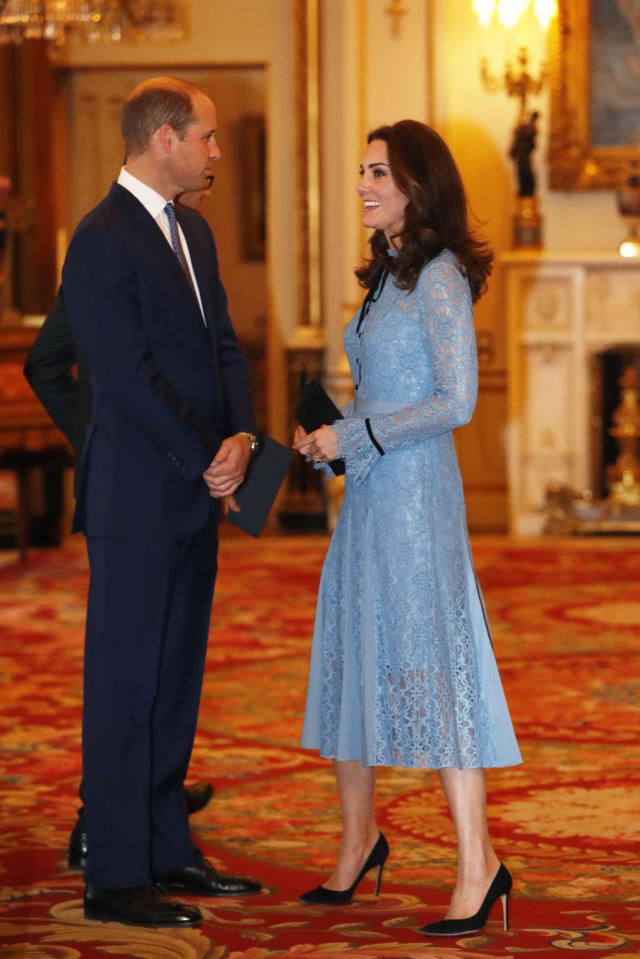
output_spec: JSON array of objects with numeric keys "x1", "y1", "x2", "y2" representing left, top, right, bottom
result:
[
  {"x1": 282, "y1": 0, "x2": 325, "y2": 526},
  {"x1": 293, "y1": 0, "x2": 323, "y2": 338},
  {"x1": 358, "y1": 0, "x2": 368, "y2": 261}
]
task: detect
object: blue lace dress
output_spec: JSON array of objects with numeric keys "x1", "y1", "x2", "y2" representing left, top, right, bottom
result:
[{"x1": 301, "y1": 249, "x2": 521, "y2": 769}]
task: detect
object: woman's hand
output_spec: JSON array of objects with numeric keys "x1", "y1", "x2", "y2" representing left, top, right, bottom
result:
[
  {"x1": 311, "y1": 425, "x2": 339, "y2": 462},
  {"x1": 293, "y1": 423, "x2": 338, "y2": 463}
]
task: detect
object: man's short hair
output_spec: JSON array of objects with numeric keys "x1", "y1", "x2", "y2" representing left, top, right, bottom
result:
[{"x1": 121, "y1": 77, "x2": 201, "y2": 156}]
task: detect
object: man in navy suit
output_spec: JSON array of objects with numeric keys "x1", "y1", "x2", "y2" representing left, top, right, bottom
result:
[
  {"x1": 61, "y1": 76, "x2": 261, "y2": 928},
  {"x1": 25, "y1": 184, "x2": 218, "y2": 874}
]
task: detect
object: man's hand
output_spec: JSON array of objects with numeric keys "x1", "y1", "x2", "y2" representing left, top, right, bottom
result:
[
  {"x1": 203, "y1": 434, "x2": 252, "y2": 498},
  {"x1": 222, "y1": 494, "x2": 240, "y2": 516},
  {"x1": 293, "y1": 423, "x2": 338, "y2": 463}
]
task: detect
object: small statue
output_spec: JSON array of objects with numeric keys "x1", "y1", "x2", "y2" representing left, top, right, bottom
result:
[{"x1": 509, "y1": 111, "x2": 538, "y2": 197}]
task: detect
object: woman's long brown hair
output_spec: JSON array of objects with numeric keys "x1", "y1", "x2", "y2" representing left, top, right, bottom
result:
[{"x1": 356, "y1": 120, "x2": 493, "y2": 303}]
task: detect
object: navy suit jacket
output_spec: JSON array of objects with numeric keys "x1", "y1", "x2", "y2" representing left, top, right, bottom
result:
[
  {"x1": 23, "y1": 288, "x2": 92, "y2": 495},
  {"x1": 61, "y1": 182, "x2": 255, "y2": 537}
]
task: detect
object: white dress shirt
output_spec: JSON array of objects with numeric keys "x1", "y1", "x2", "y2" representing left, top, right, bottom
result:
[{"x1": 117, "y1": 166, "x2": 206, "y2": 324}]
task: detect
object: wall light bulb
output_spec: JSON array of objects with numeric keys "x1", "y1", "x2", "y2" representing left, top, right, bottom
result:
[
  {"x1": 472, "y1": 0, "x2": 496, "y2": 27},
  {"x1": 497, "y1": 0, "x2": 529, "y2": 28},
  {"x1": 533, "y1": 0, "x2": 557, "y2": 28},
  {"x1": 473, "y1": 0, "x2": 558, "y2": 29},
  {"x1": 619, "y1": 240, "x2": 640, "y2": 258}
]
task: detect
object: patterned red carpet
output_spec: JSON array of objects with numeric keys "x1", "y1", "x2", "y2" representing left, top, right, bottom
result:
[{"x1": 0, "y1": 532, "x2": 638, "y2": 958}]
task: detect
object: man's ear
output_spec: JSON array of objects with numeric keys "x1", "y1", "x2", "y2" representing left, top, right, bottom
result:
[{"x1": 154, "y1": 123, "x2": 175, "y2": 155}]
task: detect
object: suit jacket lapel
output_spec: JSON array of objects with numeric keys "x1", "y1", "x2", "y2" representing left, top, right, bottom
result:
[
  {"x1": 175, "y1": 205, "x2": 216, "y2": 332},
  {"x1": 109, "y1": 183, "x2": 208, "y2": 337}
]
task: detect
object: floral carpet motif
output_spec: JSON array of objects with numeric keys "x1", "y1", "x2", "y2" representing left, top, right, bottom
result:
[{"x1": 0, "y1": 533, "x2": 638, "y2": 958}]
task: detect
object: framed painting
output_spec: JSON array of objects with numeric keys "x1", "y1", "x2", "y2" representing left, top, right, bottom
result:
[
  {"x1": 239, "y1": 114, "x2": 266, "y2": 261},
  {"x1": 549, "y1": 0, "x2": 640, "y2": 190}
]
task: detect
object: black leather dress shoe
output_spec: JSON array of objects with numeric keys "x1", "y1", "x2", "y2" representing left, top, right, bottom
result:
[
  {"x1": 155, "y1": 855, "x2": 262, "y2": 896},
  {"x1": 68, "y1": 781, "x2": 214, "y2": 871},
  {"x1": 84, "y1": 884, "x2": 202, "y2": 927},
  {"x1": 68, "y1": 822, "x2": 89, "y2": 871}
]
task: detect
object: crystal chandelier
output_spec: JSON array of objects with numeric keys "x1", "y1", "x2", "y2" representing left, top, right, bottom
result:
[{"x1": 0, "y1": 1, "x2": 184, "y2": 47}]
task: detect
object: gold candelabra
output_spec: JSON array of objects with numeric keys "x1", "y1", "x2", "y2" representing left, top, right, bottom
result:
[
  {"x1": 479, "y1": 46, "x2": 548, "y2": 125},
  {"x1": 473, "y1": 1, "x2": 557, "y2": 249}
]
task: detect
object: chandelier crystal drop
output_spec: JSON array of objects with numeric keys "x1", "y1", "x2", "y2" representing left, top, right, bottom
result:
[{"x1": 0, "y1": 0, "x2": 184, "y2": 47}]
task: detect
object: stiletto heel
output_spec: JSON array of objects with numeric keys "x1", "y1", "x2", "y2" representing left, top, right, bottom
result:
[
  {"x1": 374, "y1": 862, "x2": 384, "y2": 897},
  {"x1": 419, "y1": 863, "x2": 512, "y2": 937},
  {"x1": 299, "y1": 833, "x2": 389, "y2": 905},
  {"x1": 500, "y1": 891, "x2": 509, "y2": 931}
]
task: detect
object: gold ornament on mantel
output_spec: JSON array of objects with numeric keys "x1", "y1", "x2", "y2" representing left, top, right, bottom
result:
[
  {"x1": 607, "y1": 365, "x2": 640, "y2": 507},
  {"x1": 384, "y1": 0, "x2": 408, "y2": 39}
]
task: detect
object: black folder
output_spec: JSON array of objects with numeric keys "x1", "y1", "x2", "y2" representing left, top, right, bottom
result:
[
  {"x1": 227, "y1": 434, "x2": 293, "y2": 537},
  {"x1": 295, "y1": 381, "x2": 346, "y2": 476}
]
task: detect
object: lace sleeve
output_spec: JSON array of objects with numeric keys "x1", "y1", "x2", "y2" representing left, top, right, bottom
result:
[{"x1": 332, "y1": 259, "x2": 478, "y2": 484}]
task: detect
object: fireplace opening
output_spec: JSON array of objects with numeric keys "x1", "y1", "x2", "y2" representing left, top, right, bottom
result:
[{"x1": 590, "y1": 346, "x2": 640, "y2": 500}]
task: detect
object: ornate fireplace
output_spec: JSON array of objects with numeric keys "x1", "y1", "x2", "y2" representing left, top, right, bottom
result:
[{"x1": 502, "y1": 251, "x2": 640, "y2": 533}]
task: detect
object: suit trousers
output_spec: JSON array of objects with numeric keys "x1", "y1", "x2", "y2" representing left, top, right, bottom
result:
[{"x1": 82, "y1": 516, "x2": 218, "y2": 889}]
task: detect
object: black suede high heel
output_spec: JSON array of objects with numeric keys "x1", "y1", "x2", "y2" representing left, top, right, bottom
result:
[
  {"x1": 419, "y1": 863, "x2": 512, "y2": 937},
  {"x1": 298, "y1": 833, "x2": 389, "y2": 905}
]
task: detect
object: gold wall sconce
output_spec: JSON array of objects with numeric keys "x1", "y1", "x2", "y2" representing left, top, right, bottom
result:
[{"x1": 472, "y1": 0, "x2": 557, "y2": 249}]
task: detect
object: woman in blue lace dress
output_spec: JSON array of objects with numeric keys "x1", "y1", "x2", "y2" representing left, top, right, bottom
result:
[{"x1": 293, "y1": 121, "x2": 521, "y2": 937}]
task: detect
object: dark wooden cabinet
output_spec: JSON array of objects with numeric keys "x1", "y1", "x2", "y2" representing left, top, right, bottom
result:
[{"x1": 0, "y1": 323, "x2": 72, "y2": 559}]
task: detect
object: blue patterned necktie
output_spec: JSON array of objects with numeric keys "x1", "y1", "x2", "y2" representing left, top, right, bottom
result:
[{"x1": 164, "y1": 202, "x2": 199, "y2": 302}]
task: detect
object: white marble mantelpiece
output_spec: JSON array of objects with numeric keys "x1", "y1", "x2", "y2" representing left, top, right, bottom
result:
[{"x1": 501, "y1": 250, "x2": 640, "y2": 534}]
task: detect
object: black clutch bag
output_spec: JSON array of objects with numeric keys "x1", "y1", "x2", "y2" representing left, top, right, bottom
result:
[
  {"x1": 295, "y1": 381, "x2": 345, "y2": 476},
  {"x1": 227, "y1": 434, "x2": 293, "y2": 537}
]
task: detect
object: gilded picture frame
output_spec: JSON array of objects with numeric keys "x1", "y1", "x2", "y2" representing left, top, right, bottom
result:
[{"x1": 549, "y1": 0, "x2": 640, "y2": 190}]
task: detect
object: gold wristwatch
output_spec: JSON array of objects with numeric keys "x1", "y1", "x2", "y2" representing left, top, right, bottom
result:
[{"x1": 238, "y1": 431, "x2": 260, "y2": 455}]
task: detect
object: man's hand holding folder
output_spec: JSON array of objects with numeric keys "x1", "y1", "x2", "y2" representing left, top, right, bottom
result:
[{"x1": 225, "y1": 434, "x2": 292, "y2": 537}]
